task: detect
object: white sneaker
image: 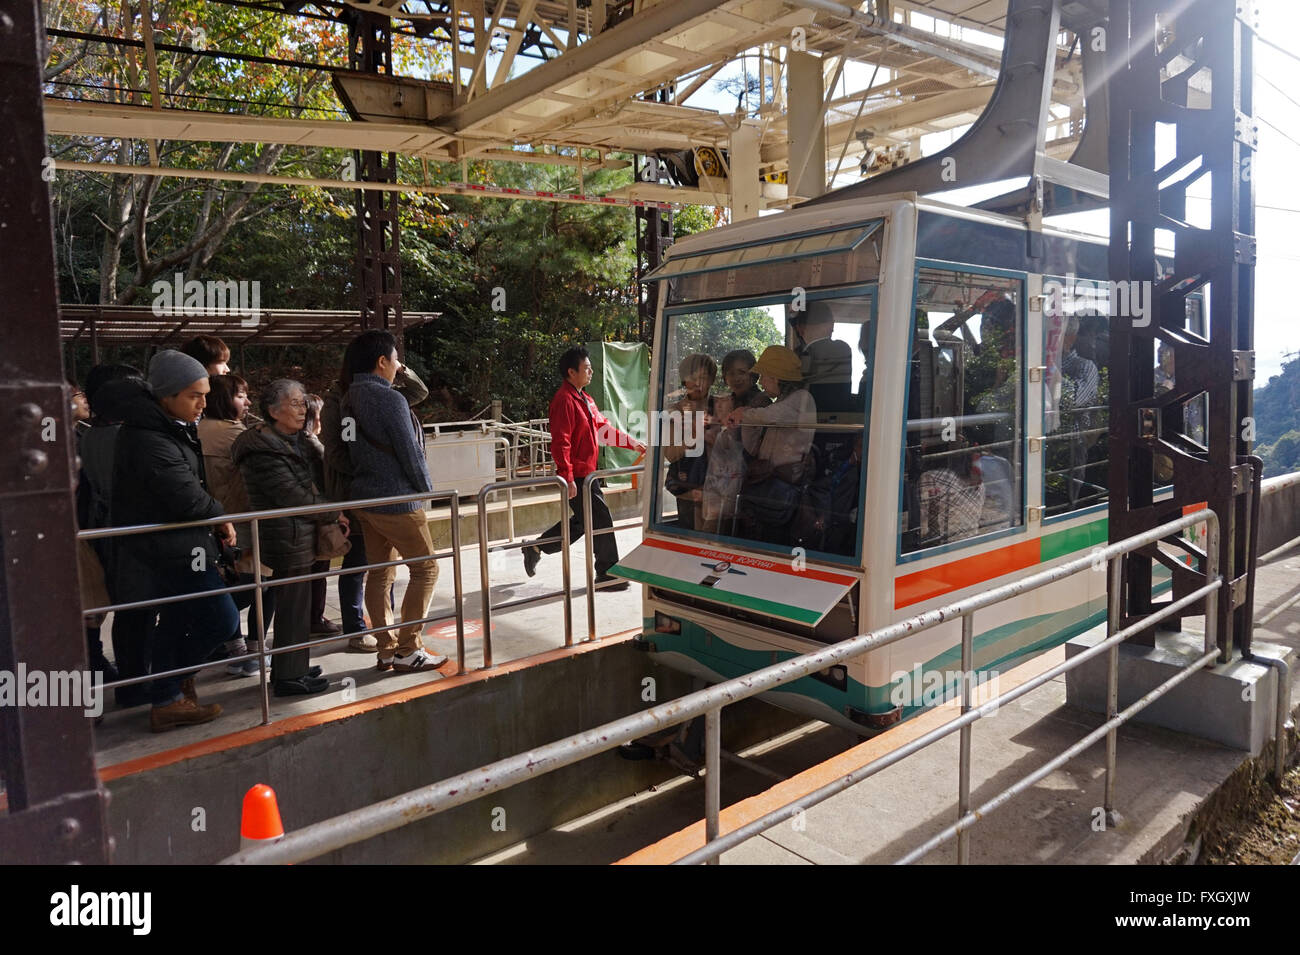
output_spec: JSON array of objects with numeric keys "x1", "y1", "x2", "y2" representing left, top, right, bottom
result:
[{"x1": 390, "y1": 649, "x2": 447, "y2": 672}]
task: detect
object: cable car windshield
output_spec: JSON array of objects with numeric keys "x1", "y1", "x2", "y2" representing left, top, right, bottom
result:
[{"x1": 654, "y1": 289, "x2": 874, "y2": 564}]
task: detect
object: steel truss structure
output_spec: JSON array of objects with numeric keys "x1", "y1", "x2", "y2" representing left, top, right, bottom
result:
[{"x1": 1106, "y1": 0, "x2": 1258, "y2": 658}]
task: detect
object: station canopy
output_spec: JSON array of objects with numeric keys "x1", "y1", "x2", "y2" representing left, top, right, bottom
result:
[{"x1": 59, "y1": 305, "x2": 440, "y2": 349}]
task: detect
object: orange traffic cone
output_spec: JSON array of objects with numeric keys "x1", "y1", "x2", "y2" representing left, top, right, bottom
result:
[{"x1": 240, "y1": 783, "x2": 284, "y2": 852}]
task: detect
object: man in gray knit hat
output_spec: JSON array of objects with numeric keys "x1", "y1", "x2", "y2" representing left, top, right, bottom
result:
[{"x1": 111, "y1": 349, "x2": 239, "y2": 731}]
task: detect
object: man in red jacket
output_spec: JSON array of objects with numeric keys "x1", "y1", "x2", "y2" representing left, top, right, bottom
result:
[{"x1": 524, "y1": 346, "x2": 645, "y2": 589}]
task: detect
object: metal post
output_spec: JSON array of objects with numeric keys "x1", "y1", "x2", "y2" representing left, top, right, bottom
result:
[
  {"x1": 0, "y1": 0, "x2": 110, "y2": 864},
  {"x1": 957, "y1": 612, "x2": 974, "y2": 864},
  {"x1": 1205, "y1": 515, "x2": 1221, "y2": 660},
  {"x1": 449, "y1": 495, "x2": 465, "y2": 672},
  {"x1": 559, "y1": 479, "x2": 572, "y2": 649},
  {"x1": 251, "y1": 517, "x2": 270, "y2": 724},
  {"x1": 583, "y1": 474, "x2": 597, "y2": 642},
  {"x1": 477, "y1": 488, "x2": 493, "y2": 669},
  {"x1": 705, "y1": 705, "x2": 721, "y2": 865},
  {"x1": 1104, "y1": 555, "x2": 1122, "y2": 819}
]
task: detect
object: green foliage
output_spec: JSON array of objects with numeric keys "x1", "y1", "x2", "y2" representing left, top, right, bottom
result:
[
  {"x1": 1253, "y1": 355, "x2": 1300, "y2": 449},
  {"x1": 669, "y1": 307, "x2": 784, "y2": 392},
  {"x1": 45, "y1": 2, "x2": 735, "y2": 419}
]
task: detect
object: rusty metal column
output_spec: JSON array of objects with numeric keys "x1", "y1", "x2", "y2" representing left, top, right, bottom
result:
[
  {"x1": 633, "y1": 158, "x2": 672, "y2": 344},
  {"x1": 0, "y1": 0, "x2": 111, "y2": 864},
  {"x1": 348, "y1": 10, "x2": 404, "y2": 348},
  {"x1": 1106, "y1": 0, "x2": 1257, "y2": 659}
]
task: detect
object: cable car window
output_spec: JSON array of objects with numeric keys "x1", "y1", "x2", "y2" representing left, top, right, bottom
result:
[
  {"x1": 901, "y1": 267, "x2": 1024, "y2": 555},
  {"x1": 655, "y1": 291, "x2": 874, "y2": 562},
  {"x1": 664, "y1": 221, "x2": 883, "y2": 306},
  {"x1": 1043, "y1": 276, "x2": 1111, "y2": 518}
]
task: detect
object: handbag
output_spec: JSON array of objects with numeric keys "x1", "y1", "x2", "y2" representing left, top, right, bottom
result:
[
  {"x1": 738, "y1": 476, "x2": 804, "y2": 527},
  {"x1": 315, "y1": 519, "x2": 352, "y2": 561}
]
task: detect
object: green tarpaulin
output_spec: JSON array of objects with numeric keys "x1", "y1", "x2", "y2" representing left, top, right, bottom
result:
[{"x1": 586, "y1": 341, "x2": 649, "y2": 484}]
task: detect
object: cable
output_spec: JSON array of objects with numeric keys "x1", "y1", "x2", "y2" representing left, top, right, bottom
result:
[
  {"x1": 1259, "y1": 72, "x2": 1300, "y2": 114},
  {"x1": 1258, "y1": 114, "x2": 1300, "y2": 151},
  {"x1": 1257, "y1": 34, "x2": 1300, "y2": 66}
]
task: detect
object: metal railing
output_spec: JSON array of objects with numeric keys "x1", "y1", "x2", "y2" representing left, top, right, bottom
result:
[
  {"x1": 582, "y1": 465, "x2": 647, "y2": 642},
  {"x1": 81, "y1": 490, "x2": 468, "y2": 722},
  {"x1": 81, "y1": 453, "x2": 649, "y2": 722},
  {"x1": 222, "y1": 507, "x2": 1233, "y2": 866},
  {"x1": 476, "y1": 476, "x2": 573, "y2": 668}
]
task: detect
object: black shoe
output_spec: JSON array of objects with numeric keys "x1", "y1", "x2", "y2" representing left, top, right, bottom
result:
[
  {"x1": 89, "y1": 651, "x2": 119, "y2": 684},
  {"x1": 595, "y1": 573, "x2": 630, "y2": 592},
  {"x1": 307, "y1": 665, "x2": 322, "y2": 679},
  {"x1": 272, "y1": 675, "x2": 329, "y2": 696},
  {"x1": 618, "y1": 741, "x2": 657, "y2": 760},
  {"x1": 523, "y1": 544, "x2": 541, "y2": 577}
]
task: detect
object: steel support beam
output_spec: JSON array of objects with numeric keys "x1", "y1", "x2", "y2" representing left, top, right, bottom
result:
[
  {"x1": 800, "y1": 0, "x2": 1064, "y2": 207},
  {"x1": 0, "y1": 0, "x2": 111, "y2": 865},
  {"x1": 1106, "y1": 0, "x2": 1258, "y2": 658},
  {"x1": 348, "y1": 10, "x2": 404, "y2": 342}
]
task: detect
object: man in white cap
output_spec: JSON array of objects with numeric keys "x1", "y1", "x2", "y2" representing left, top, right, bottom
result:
[{"x1": 111, "y1": 349, "x2": 239, "y2": 731}]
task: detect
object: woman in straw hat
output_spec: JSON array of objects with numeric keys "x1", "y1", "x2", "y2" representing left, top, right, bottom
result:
[{"x1": 724, "y1": 344, "x2": 818, "y2": 486}]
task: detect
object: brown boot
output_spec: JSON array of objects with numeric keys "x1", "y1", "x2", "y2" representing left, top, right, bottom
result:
[
  {"x1": 180, "y1": 677, "x2": 198, "y2": 703},
  {"x1": 150, "y1": 697, "x2": 222, "y2": 733}
]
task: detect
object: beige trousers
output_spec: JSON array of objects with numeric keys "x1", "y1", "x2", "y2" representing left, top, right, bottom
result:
[{"x1": 355, "y1": 509, "x2": 439, "y2": 656}]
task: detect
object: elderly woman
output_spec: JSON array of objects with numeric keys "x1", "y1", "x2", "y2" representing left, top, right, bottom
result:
[
  {"x1": 664, "y1": 353, "x2": 718, "y2": 531},
  {"x1": 233, "y1": 380, "x2": 348, "y2": 696},
  {"x1": 724, "y1": 345, "x2": 817, "y2": 543}
]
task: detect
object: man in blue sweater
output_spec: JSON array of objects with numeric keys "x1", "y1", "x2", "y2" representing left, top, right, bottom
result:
[{"x1": 343, "y1": 331, "x2": 445, "y2": 672}]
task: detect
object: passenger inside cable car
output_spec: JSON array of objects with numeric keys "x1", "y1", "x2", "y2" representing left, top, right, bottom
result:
[
  {"x1": 657, "y1": 289, "x2": 873, "y2": 560},
  {"x1": 901, "y1": 267, "x2": 1024, "y2": 554}
]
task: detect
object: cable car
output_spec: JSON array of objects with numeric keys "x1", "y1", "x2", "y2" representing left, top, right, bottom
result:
[{"x1": 612, "y1": 192, "x2": 1194, "y2": 732}]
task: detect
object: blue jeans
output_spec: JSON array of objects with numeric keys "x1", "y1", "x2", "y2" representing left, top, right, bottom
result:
[
  {"x1": 150, "y1": 566, "x2": 239, "y2": 706},
  {"x1": 337, "y1": 511, "x2": 394, "y2": 634}
]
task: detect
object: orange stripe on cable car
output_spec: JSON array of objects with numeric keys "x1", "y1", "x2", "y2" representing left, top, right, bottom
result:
[{"x1": 894, "y1": 539, "x2": 1040, "y2": 609}]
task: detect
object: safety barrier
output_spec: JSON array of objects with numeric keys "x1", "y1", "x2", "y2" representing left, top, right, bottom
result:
[
  {"x1": 81, "y1": 489, "x2": 468, "y2": 723},
  {"x1": 81, "y1": 457, "x2": 648, "y2": 721},
  {"x1": 220, "y1": 506, "x2": 1244, "y2": 866}
]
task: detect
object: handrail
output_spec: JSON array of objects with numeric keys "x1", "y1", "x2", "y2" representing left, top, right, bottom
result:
[
  {"x1": 79, "y1": 488, "x2": 466, "y2": 719},
  {"x1": 476, "y1": 476, "x2": 572, "y2": 668},
  {"x1": 581, "y1": 464, "x2": 646, "y2": 643},
  {"x1": 220, "y1": 507, "x2": 1221, "y2": 865}
]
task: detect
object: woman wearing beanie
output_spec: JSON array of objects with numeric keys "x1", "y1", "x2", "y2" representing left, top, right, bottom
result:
[{"x1": 111, "y1": 349, "x2": 238, "y2": 731}]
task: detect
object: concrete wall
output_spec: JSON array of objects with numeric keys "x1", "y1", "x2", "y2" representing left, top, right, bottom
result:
[
  {"x1": 1258, "y1": 476, "x2": 1300, "y2": 555},
  {"x1": 105, "y1": 640, "x2": 798, "y2": 864}
]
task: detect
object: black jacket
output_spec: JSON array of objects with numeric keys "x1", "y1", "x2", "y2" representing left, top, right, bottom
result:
[
  {"x1": 110, "y1": 392, "x2": 225, "y2": 601},
  {"x1": 233, "y1": 423, "x2": 339, "y2": 568}
]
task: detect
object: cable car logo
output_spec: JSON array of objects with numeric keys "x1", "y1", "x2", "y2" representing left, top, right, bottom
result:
[{"x1": 700, "y1": 560, "x2": 746, "y2": 576}]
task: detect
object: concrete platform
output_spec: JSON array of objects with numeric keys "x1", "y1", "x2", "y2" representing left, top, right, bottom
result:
[{"x1": 612, "y1": 549, "x2": 1300, "y2": 865}]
